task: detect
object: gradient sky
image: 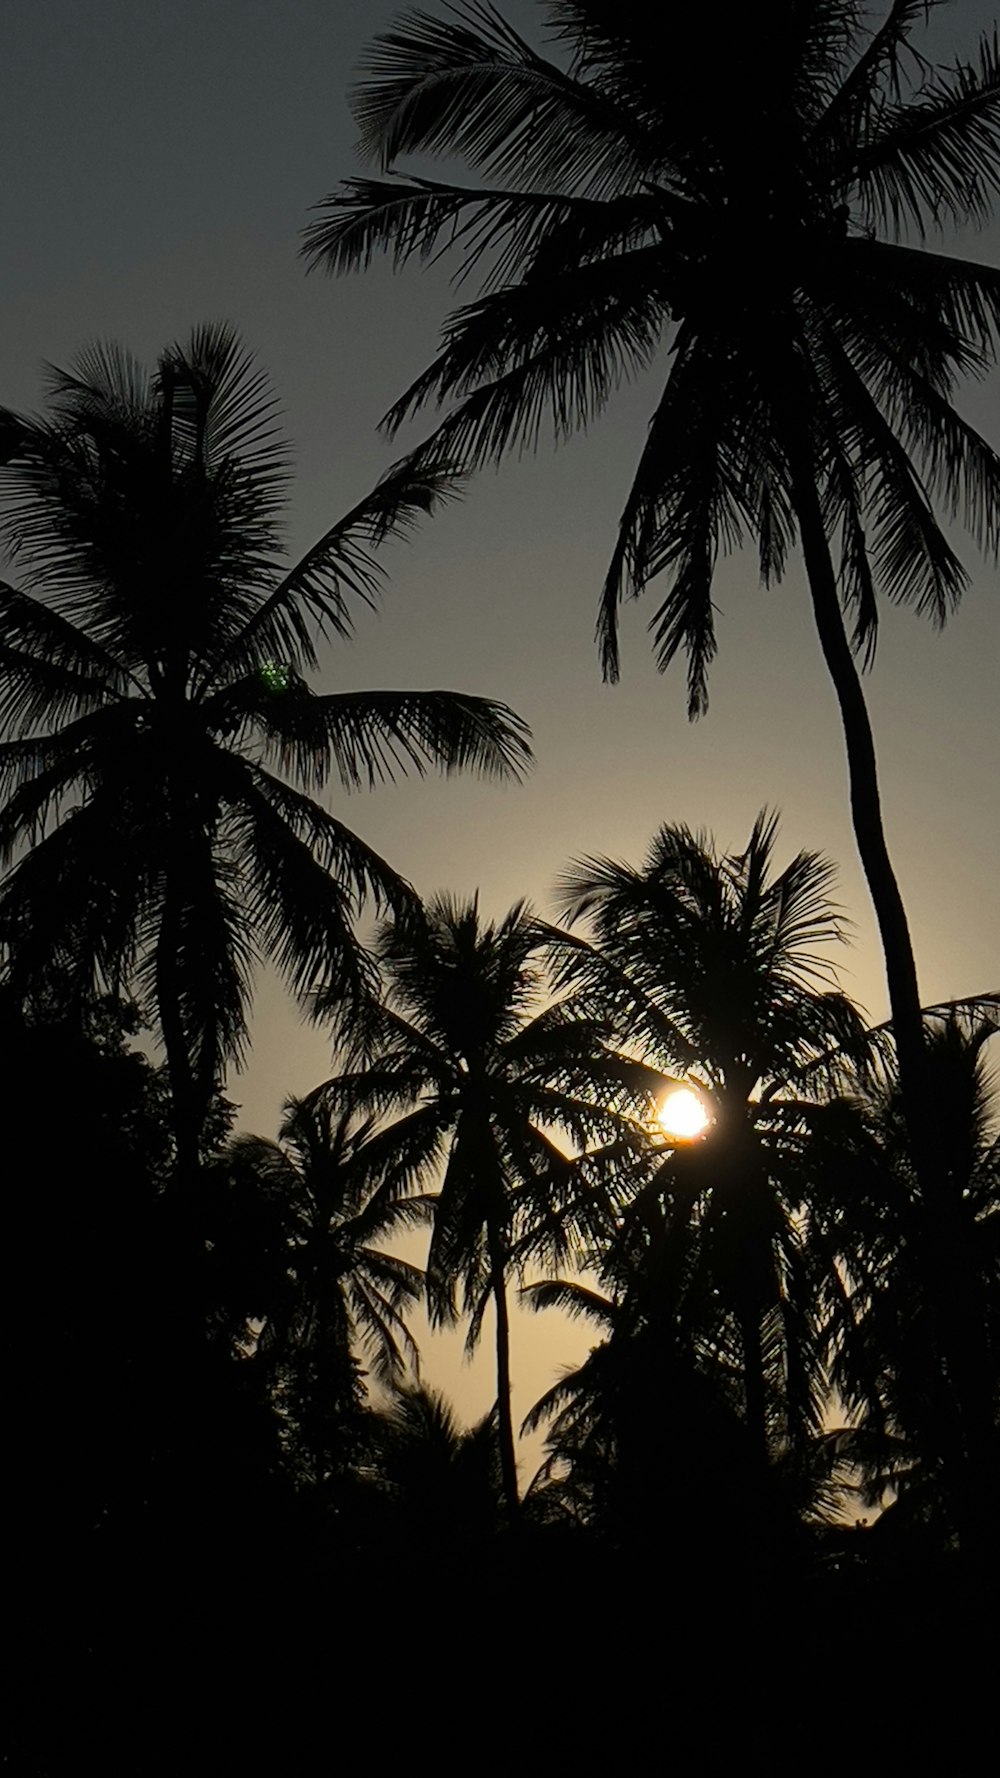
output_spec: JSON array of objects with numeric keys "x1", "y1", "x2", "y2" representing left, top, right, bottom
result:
[{"x1": 3, "y1": 1, "x2": 997, "y2": 1454}]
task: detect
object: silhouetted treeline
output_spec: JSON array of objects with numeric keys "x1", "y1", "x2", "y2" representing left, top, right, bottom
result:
[{"x1": 5, "y1": 862, "x2": 997, "y2": 1768}]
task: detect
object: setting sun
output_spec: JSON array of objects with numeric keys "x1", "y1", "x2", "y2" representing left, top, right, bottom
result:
[{"x1": 658, "y1": 1087, "x2": 710, "y2": 1141}]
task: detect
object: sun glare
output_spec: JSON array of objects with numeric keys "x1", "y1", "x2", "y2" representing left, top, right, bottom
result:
[{"x1": 658, "y1": 1087, "x2": 710, "y2": 1141}]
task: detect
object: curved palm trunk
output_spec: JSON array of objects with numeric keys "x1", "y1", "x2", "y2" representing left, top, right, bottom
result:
[
  {"x1": 786, "y1": 451, "x2": 929, "y2": 1160},
  {"x1": 486, "y1": 1215, "x2": 520, "y2": 1526},
  {"x1": 785, "y1": 445, "x2": 999, "y2": 1565}
]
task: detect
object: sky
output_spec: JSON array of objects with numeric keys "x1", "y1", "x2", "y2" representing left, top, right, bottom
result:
[{"x1": 2, "y1": 0, "x2": 998, "y2": 1460}]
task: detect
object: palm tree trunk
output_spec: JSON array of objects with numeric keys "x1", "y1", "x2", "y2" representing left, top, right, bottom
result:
[
  {"x1": 155, "y1": 880, "x2": 202, "y2": 1179},
  {"x1": 738, "y1": 1303, "x2": 769, "y2": 1478},
  {"x1": 785, "y1": 446, "x2": 999, "y2": 1565},
  {"x1": 486, "y1": 1216, "x2": 520, "y2": 1526},
  {"x1": 154, "y1": 870, "x2": 214, "y2": 1509},
  {"x1": 785, "y1": 449, "x2": 929, "y2": 1159}
]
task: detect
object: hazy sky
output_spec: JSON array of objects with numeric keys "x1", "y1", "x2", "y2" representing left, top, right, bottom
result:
[{"x1": 3, "y1": 1, "x2": 997, "y2": 1451}]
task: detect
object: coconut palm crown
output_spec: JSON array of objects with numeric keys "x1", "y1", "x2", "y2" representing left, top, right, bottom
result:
[
  {"x1": 306, "y1": 0, "x2": 1000, "y2": 1164},
  {"x1": 0, "y1": 324, "x2": 531, "y2": 1160},
  {"x1": 314, "y1": 892, "x2": 656, "y2": 1518}
]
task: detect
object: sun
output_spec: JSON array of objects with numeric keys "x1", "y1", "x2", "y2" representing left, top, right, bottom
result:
[{"x1": 657, "y1": 1087, "x2": 710, "y2": 1141}]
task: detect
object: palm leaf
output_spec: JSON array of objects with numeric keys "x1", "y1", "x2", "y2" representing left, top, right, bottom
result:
[
  {"x1": 213, "y1": 679, "x2": 531, "y2": 791},
  {"x1": 381, "y1": 244, "x2": 669, "y2": 464},
  {"x1": 596, "y1": 330, "x2": 746, "y2": 706},
  {"x1": 211, "y1": 457, "x2": 463, "y2": 685},
  {"x1": 849, "y1": 30, "x2": 1000, "y2": 236},
  {"x1": 351, "y1": 1, "x2": 651, "y2": 195},
  {"x1": 304, "y1": 174, "x2": 656, "y2": 294},
  {"x1": 160, "y1": 320, "x2": 288, "y2": 490},
  {"x1": 520, "y1": 1277, "x2": 616, "y2": 1326},
  {"x1": 222, "y1": 765, "x2": 385, "y2": 1023}
]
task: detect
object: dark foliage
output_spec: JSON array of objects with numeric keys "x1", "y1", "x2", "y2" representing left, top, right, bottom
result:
[
  {"x1": 307, "y1": 0, "x2": 1000, "y2": 1199},
  {"x1": 0, "y1": 323, "x2": 531, "y2": 1163}
]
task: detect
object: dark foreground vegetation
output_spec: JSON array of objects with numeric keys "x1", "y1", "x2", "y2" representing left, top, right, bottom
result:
[{"x1": 5, "y1": 867, "x2": 998, "y2": 1769}]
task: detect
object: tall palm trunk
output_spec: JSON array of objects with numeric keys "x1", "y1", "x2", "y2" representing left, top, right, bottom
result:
[
  {"x1": 155, "y1": 908, "x2": 203, "y2": 1179},
  {"x1": 737, "y1": 1303, "x2": 769, "y2": 1478},
  {"x1": 784, "y1": 441, "x2": 929, "y2": 1163},
  {"x1": 154, "y1": 866, "x2": 214, "y2": 1512},
  {"x1": 486, "y1": 1215, "x2": 520, "y2": 1526},
  {"x1": 787, "y1": 442, "x2": 998, "y2": 1563},
  {"x1": 156, "y1": 819, "x2": 215, "y2": 1180},
  {"x1": 920, "y1": 1231, "x2": 999, "y2": 1569}
]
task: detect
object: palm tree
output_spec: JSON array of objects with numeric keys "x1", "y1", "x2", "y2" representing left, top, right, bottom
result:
[
  {"x1": 306, "y1": 0, "x2": 1000, "y2": 1164},
  {"x1": 808, "y1": 1004, "x2": 1000, "y2": 1559},
  {"x1": 520, "y1": 1279, "x2": 632, "y2": 1532},
  {"x1": 545, "y1": 811, "x2": 874, "y2": 1479},
  {"x1": 520, "y1": 1278, "x2": 766, "y2": 1556},
  {"x1": 208, "y1": 1094, "x2": 428, "y2": 1487},
  {"x1": 315, "y1": 893, "x2": 654, "y2": 1521},
  {"x1": 369, "y1": 1382, "x2": 503, "y2": 1545},
  {"x1": 0, "y1": 323, "x2": 531, "y2": 1166},
  {"x1": 2, "y1": 990, "x2": 179, "y2": 1542}
]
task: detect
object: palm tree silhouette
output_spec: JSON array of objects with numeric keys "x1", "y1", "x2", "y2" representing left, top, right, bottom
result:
[
  {"x1": 545, "y1": 812, "x2": 872, "y2": 1475},
  {"x1": 315, "y1": 893, "x2": 652, "y2": 1521},
  {"x1": 0, "y1": 324, "x2": 531, "y2": 1165},
  {"x1": 210, "y1": 1094, "x2": 428, "y2": 1486},
  {"x1": 520, "y1": 1276, "x2": 761, "y2": 1553},
  {"x1": 810, "y1": 1003, "x2": 1000, "y2": 1559},
  {"x1": 370, "y1": 1381, "x2": 503, "y2": 1544},
  {"x1": 307, "y1": 0, "x2": 1000, "y2": 1164}
]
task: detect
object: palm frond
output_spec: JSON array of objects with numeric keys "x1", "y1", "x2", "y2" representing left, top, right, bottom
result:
[
  {"x1": 596, "y1": 329, "x2": 756, "y2": 707},
  {"x1": 237, "y1": 761, "x2": 417, "y2": 920},
  {"x1": 140, "y1": 849, "x2": 257, "y2": 1084},
  {"x1": 844, "y1": 240, "x2": 1000, "y2": 365},
  {"x1": 213, "y1": 679, "x2": 531, "y2": 791},
  {"x1": 0, "y1": 636, "x2": 126, "y2": 740},
  {"x1": 210, "y1": 458, "x2": 463, "y2": 687},
  {"x1": 221, "y1": 761, "x2": 387, "y2": 1027},
  {"x1": 813, "y1": 322, "x2": 968, "y2": 626},
  {"x1": 822, "y1": 432, "x2": 880, "y2": 659},
  {"x1": 352, "y1": 1, "x2": 651, "y2": 195},
  {"x1": 849, "y1": 30, "x2": 1000, "y2": 236},
  {"x1": 0, "y1": 579, "x2": 136, "y2": 707},
  {"x1": 304, "y1": 174, "x2": 656, "y2": 294},
  {"x1": 0, "y1": 788, "x2": 149, "y2": 1003},
  {"x1": 160, "y1": 320, "x2": 288, "y2": 489},
  {"x1": 810, "y1": 2, "x2": 943, "y2": 163},
  {"x1": 521, "y1": 1275, "x2": 616, "y2": 1322},
  {"x1": 348, "y1": 1273, "x2": 422, "y2": 1380},
  {"x1": 380, "y1": 244, "x2": 669, "y2": 459},
  {"x1": 0, "y1": 702, "x2": 139, "y2": 815},
  {"x1": 41, "y1": 338, "x2": 152, "y2": 424}
]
